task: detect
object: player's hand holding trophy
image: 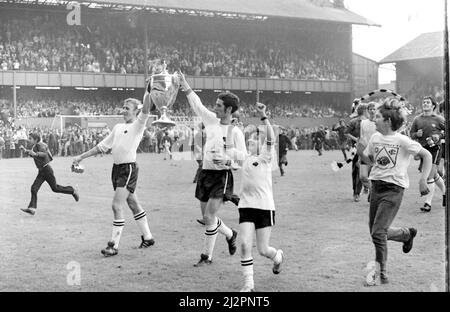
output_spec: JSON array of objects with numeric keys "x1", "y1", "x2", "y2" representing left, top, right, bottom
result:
[{"x1": 147, "y1": 60, "x2": 181, "y2": 128}]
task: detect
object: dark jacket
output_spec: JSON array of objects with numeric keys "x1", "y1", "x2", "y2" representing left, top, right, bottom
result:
[
  {"x1": 31, "y1": 142, "x2": 53, "y2": 169},
  {"x1": 278, "y1": 133, "x2": 291, "y2": 155}
]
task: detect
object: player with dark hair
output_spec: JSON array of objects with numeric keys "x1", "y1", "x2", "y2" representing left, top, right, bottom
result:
[
  {"x1": 179, "y1": 72, "x2": 247, "y2": 267},
  {"x1": 357, "y1": 98, "x2": 432, "y2": 286},
  {"x1": 410, "y1": 96, "x2": 446, "y2": 212},
  {"x1": 20, "y1": 133, "x2": 79, "y2": 215},
  {"x1": 72, "y1": 94, "x2": 155, "y2": 257}
]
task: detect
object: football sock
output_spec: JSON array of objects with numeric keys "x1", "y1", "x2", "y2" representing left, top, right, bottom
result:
[
  {"x1": 204, "y1": 217, "x2": 219, "y2": 260},
  {"x1": 217, "y1": 217, "x2": 233, "y2": 239},
  {"x1": 425, "y1": 180, "x2": 436, "y2": 206},
  {"x1": 241, "y1": 258, "x2": 254, "y2": 289},
  {"x1": 134, "y1": 211, "x2": 153, "y2": 240},
  {"x1": 111, "y1": 219, "x2": 125, "y2": 249},
  {"x1": 271, "y1": 248, "x2": 282, "y2": 263},
  {"x1": 435, "y1": 175, "x2": 445, "y2": 194}
]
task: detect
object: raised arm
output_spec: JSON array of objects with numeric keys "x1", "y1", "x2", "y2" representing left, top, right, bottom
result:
[
  {"x1": 256, "y1": 103, "x2": 274, "y2": 151},
  {"x1": 178, "y1": 71, "x2": 217, "y2": 125},
  {"x1": 142, "y1": 81, "x2": 154, "y2": 115}
]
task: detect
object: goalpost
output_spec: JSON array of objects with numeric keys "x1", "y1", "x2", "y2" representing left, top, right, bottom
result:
[{"x1": 50, "y1": 114, "x2": 159, "y2": 132}]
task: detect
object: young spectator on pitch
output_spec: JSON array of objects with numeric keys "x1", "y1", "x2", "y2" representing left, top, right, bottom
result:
[
  {"x1": 356, "y1": 98, "x2": 432, "y2": 286},
  {"x1": 235, "y1": 103, "x2": 284, "y2": 292},
  {"x1": 20, "y1": 133, "x2": 79, "y2": 215}
]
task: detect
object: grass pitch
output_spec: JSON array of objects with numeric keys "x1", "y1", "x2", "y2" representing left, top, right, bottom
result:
[{"x1": 0, "y1": 150, "x2": 445, "y2": 291}]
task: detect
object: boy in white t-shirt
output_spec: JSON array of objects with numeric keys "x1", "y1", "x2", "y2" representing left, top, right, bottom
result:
[
  {"x1": 236, "y1": 103, "x2": 284, "y2": 292},
  {"x1": 357, "y1": 98, "x2": 432, "y2": 286}
]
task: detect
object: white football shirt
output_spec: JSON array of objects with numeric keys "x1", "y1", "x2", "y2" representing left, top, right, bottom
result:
[
  {"x1": 238, "y1": 144, "x2": 275, "y2": 211},
  {"x1": 98, "y1": 112, "x2": 149, "y2": 164},
  {"x1": 186, "y1": 92, "x2": 246, "y2": 170}
]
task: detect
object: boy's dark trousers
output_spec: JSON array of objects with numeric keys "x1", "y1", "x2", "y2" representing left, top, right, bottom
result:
[
  {"x1": 352, "y1": 154, "x2": 363, "y2": 196},
  {"x1": 369, "y1": 180, "x2": 412, "y2": 274},
  {"x1": 28, "y1": 165, "x2": 74, "y2": 208}
]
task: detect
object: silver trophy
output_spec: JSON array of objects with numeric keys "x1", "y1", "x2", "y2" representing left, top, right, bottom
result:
[{"x1": 148, "y1": 61, "x2": 180, "y2": 128}]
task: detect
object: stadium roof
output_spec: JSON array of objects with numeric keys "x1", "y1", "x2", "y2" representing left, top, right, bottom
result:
[
  {"x1": 65, "y1": 0, "x2": 379, "y2": 26},
  {"x1": 379, "y1": 31, "x2": 444, "y2": 64}
]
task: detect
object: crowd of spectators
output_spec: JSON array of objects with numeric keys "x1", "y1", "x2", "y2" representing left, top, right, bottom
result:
[
  {"x1": 238, "y1": 101, "x2": 346, "y2": 119},
  {"x1": 0, "y1": 116, "x2": 348, "y2": 161},
  {"x1": 0, "y1": 118, "x2": 196, "y2": 159},
  {"x1": 0, "y1": 94, "x2": 125, "y2": 119},
  {"x1": 0, "y1": 7, "x2": 351, "y2": 81},
  {"x1": 1, "y1": 89, "x2": 348, "y2": 120}
]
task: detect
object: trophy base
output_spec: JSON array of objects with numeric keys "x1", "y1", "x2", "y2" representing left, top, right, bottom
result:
[{"x1": 152, "y1": 116, "x2": 176, "y2": 128}]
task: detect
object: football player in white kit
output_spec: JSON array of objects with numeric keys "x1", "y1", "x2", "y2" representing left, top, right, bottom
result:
[
  {"x1": 72, "y1": 88, "x2": 155, "y2": 257},
  {"x1": 179, "y1": 71, "x2": 247, "y2": 267},
  {"x1": 235, "y1": 103, "x2": 284, "y2": 292}
]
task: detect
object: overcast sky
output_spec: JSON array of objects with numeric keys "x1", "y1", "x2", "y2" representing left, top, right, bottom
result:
[{"x1": 345, "y1": 0, "x2": 446, "y2": 83}]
